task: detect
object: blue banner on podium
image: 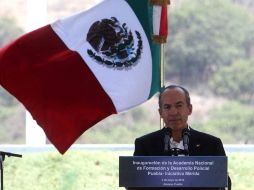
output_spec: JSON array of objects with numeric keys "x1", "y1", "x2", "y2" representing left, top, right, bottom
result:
[{"x1": 119, "y1": 156, "x2": 227, "y2": 188}]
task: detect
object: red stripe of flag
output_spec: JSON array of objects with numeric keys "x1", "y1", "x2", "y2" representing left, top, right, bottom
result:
[
  {"x1": 0, "y1": 25, "x2": 116, "y2": 154},
  {"x1": 159, "y1": 4, "x2": 168, "y2": 37}
]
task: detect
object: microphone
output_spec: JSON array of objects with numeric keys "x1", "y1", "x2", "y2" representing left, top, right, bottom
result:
[
  {"x1": 182, "y1": 128, "x2": 190, "y2": 155},
  {"x1": 164, "y1": 127, "x2": 172, "y2": 152}
]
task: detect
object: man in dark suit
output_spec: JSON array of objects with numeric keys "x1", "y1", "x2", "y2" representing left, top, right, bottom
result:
[{"x1": 131, "y1": 85, "x2": 231, "y2": 190}]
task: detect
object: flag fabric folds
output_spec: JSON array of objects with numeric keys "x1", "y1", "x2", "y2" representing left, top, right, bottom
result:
[{"x1": 0, "y1": 0, "x2": 163, "y2": 154}]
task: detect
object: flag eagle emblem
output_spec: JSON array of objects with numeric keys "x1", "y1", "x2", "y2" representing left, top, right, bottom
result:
[{"x1": 86, "y1": 17, "x2": 143, "y2": 68}]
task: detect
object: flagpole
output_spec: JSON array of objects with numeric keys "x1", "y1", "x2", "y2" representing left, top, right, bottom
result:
[
  {"x1": 160, "y1": 43, "x2": 165, "y2": 89},
  {"x1": 160, "y1": 43, "x2": 165, "y2": 129},
  {"x1": 150, "y1": 0, "x2": 169, "y2": 129}
]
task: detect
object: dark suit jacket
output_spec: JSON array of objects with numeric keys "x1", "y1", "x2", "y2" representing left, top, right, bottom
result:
[
  {"x1": 134, "y1": 127, "x2": 226, "y2": 156},
  {"x1": 128, "y1": 127, "x2": 230, "y2": 190}
]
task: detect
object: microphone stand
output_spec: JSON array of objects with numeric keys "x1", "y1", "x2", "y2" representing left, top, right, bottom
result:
[
  {"x1": 182, "y1": 128, "x2": 190, "y2": 156},
  {"x1": 0, "y1": 151, "x2": 22, "y2": 190},
  {"x1": 164, "y1": 127, "x2": 172, "y2": 155},
  {"x1": 164, "y1": 128, "x2": 190, "y2": 156}
]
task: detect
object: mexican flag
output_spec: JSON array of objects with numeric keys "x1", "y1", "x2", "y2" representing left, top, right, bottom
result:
[{"x1": 0, "y1": 0, "x2": 167, "y2": 154}]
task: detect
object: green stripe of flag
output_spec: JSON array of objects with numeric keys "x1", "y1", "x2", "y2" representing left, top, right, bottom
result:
[{"x1": 126, "y1": 0, "x2": 161, "y2": 98}]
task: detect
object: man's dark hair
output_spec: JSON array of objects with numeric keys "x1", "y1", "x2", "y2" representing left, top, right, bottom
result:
[{"x1": 158, "y1": 85, "x2": 191, "y2": 108}]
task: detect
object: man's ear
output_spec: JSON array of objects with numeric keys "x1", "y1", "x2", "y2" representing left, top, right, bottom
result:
[
  {"x1": 158, "y1": 108, "x2": 162, "y2": 117},
  {"x1": 188, "y1": 104, "x2": 193, "y2": 115}
]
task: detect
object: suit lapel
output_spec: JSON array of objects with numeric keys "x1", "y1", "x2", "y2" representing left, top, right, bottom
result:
[
  {"x1": 148, "y1": 128, "x2": 170, "y2": 156},
  {"x1": 189, "y1": 128, "x2": 203, "y2": 156}
]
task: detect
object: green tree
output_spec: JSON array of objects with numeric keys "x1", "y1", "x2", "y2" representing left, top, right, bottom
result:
[
  {"x1": 0, "y1": 17, "x2": 23, "y2": 47},
  {"x1": 76, "y1": 102, "x2": 160, "y2": 144},
  {"x1": 0, "y1": 16, "x2": 25, "y2": 143},
  {"x1": 195, "y1": 101, "x2": 254, "y2": 144},
  {"x1": 209, "y1": 59, "x2": 254, "y2": 104},
  {"x1": 166, "y1": 0, "x2": 254, "y2": 87},
  {"x1": 0, "y1": 17, "x2": 24, "y2": 106}
]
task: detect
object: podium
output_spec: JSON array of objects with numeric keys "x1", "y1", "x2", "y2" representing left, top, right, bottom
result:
[
  {"x1": 119, "y1": 156, "x2": 228, "y2": 190},
  {"x1": 0, "y1": 151, "x2": 22, "y2": 190}
]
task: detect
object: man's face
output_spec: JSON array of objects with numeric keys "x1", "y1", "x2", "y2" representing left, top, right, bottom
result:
[{"x1": 158, "y1": 88, "x2": 192, "y2": 132}]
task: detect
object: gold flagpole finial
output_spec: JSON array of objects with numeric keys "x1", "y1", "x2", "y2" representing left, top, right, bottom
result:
[
  {"x1": 150, "y1": 0, "x2": 170, "y2": 6},
  {"x1": 152, "y1": 35, "x2": 167, "y2": 44}
]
